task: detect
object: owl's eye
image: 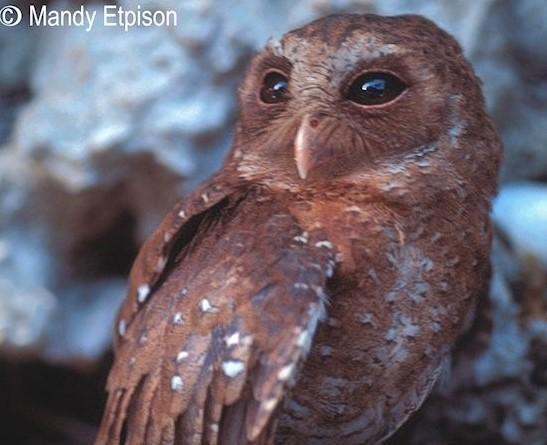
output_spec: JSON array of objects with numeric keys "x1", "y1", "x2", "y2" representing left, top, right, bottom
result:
[
  {"x1": 346, "y1": 72, "x2": 407, "y2": 106},
  {"x1": 260, "y1": 71, "x2": 289, "y2": 104}
]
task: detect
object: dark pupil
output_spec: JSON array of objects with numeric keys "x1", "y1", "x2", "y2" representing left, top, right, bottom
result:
[
  {"x1": 361, "y1": 78, "x2": 386, "y2": 98},
  {"x1": 347, "y1": 72, "x2": 406, "y2": 105},
  {"x1": 260, "y1": 72, "x2": 288, "y2": 103}
]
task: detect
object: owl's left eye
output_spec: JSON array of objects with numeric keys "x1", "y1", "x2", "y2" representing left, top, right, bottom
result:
[
  {"x1": 346, "y1": 72, "x2": 407, "y2": 106},
  {"x1": 260, "y1": 71, "x2": 289, "y2": 104}
]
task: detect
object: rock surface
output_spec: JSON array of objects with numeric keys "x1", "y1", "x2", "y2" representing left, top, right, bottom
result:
[{"x1": 0, "y1": 0, "x2": 545, "y2": 443}]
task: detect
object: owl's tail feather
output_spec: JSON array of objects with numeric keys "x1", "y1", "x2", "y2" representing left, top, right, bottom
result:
[
  {"x1": 95, "y1": 371, "x2": 161, "y2": 445},
  {"x1": 219, "y1": 398, "x2": 276, "y2": 445},
  {"x1": 124, "y1": 373, "x2": 160, "y2": 445},
  {"x1": 96, "y1": 385, "x2": 135, "y2": 445},
  {"x1": 175, "y1": 361, "x2": 212, "y2": 444}
]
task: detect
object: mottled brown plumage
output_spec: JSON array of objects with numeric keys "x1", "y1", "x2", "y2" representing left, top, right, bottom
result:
[{"x1": 96, "y1": 13, "x2": 502, "y2": 445}]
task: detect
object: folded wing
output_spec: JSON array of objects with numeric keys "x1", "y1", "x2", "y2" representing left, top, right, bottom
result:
[{"x1": 96, "y1": 184, "x2": 336, "y2": 445}]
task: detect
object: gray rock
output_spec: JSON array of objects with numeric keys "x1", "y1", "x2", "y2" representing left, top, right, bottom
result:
[
  {"x1": 0, "y1": 0, "x2": 36, "y2": 144},
  {"x1": 0, "y1": 279, "x2": 57, "y2": 352},
  {"x1": 0, "y1": 0, "x2": 36, "y2": 91},
  {"x1": 493, "y1": 182, "x2": 547, "y2": 267}
]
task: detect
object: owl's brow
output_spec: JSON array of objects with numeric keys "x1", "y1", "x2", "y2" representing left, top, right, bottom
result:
[
  {"x1": 336, "y1": 40, "x2": 403, "y2": 62},
  {"x1": 283, "y1": 39, "x2": 405, "y2": 80}
]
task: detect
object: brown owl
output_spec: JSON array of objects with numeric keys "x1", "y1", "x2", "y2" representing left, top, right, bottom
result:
[{"x1": 96, "y1": 13, "x2": 502, "y2": 445}]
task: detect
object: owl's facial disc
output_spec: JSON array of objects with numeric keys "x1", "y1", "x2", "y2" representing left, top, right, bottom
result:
[
  {"x1": 240, "y1": 34, "x2": 439, "y2": 181},
  {"x1": 235, "y1": 14, "x2": 485, "y2": 185}
]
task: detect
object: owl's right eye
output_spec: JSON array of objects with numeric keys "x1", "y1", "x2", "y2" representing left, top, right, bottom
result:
[
  {"x1": 260, "y1": 71, "x2": 289, "y2": 104},
  {"x1": 346, "y1": 72, "x2": 407, "y2": 106}
]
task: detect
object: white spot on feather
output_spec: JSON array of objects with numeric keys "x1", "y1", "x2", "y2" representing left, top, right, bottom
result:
[
  {"x1": 139, "y1": 333, "x2": 148, "y2": 345},
  {"x1": 155, "y1": 255, "x2": 167, "y2": 272},
  {"x1": 137, "y1": 285, "x2": 150, "y2": 303},
  {"x1": 293, "y1": 282, "x2": 309, "y2": 290},
  {"x1": 222, "y1": 360, "x2": 245, "y2": 378},
  {"x1": 173, "y1": 312, "x2": 184, "y2": 325},
  {"x1": 359, "y1": 312, "x2": 374, "y2": 325},
  {"x1": 199, "y1": 298, "x2": 218, "y2": 313},
  {"x1": 293, "y1": 232, "x2": 309, "y2": 244},
  {"x1": 178, "y1": 209, "x2": 187, "y2": 219},
  {"x1": 344, "y1": 205, "x2": 362, "y2": 213},
  {"x1": 201, "y1": 193, "x2": 209, "y2": 203},
  {"x1": 176, "y1": 351, "x2": 189, "y2": 363},
  {"x1": 224, "y1": 332, "x2": 240, "y2": 347},
  {"x1": 118, "y1": 319, "x2": 127, "y2": 337},
  {"x1": 325, "y1": 260, "x2": 335, "y2": 278},
  {"x1": 296, "y1": 329, "x2": 309, "y2": 347},
  {"x1": 386, "y1": 328, "x2": 397, "y2": 341},
  {"x1": 449, "y1": 118, "x2": 464, "y2": 143},
  {"x1": 263, "y1": 398, "x2": 278, "y2": 412},
  {"x1": 315, "y1": 240, "x2": 333, "y2": 249},
  {"x1": 278, "y1": 364, "x2": 295, "y2": 381},
  {"x1": 171, "y1": 375, "x2": 184, "y2": 392}
]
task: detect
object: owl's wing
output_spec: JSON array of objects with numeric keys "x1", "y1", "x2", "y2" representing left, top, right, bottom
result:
[
  {"x1": 96, "y1": 185, "x2": 336, "y2": 445},
  {"x1": 112, "y1": 175, "x2": 236, "y2": 349}
]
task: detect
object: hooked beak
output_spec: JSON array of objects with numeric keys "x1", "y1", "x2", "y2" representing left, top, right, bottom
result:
[{"x1": 294, "y1": 115, "x2": 319, "y2": 180}]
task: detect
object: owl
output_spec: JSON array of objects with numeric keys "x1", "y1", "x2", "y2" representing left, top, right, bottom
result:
[{"x1": 96, "y1": 13, "x2": 501, "y2": 445}]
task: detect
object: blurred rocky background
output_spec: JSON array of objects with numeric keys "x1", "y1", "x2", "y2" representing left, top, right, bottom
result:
[{"x1": 0, "y1": 0, "x2": 545, "y2": 444}]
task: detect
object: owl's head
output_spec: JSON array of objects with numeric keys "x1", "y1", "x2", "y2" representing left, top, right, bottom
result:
[{"x1": 232, "y1": 14, "x2": 501, "y2": 200}]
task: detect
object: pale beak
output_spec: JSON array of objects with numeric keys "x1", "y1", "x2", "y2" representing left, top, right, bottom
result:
[{"x1": 294, "y1": 115, "x2": 317, "y2": 180}]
